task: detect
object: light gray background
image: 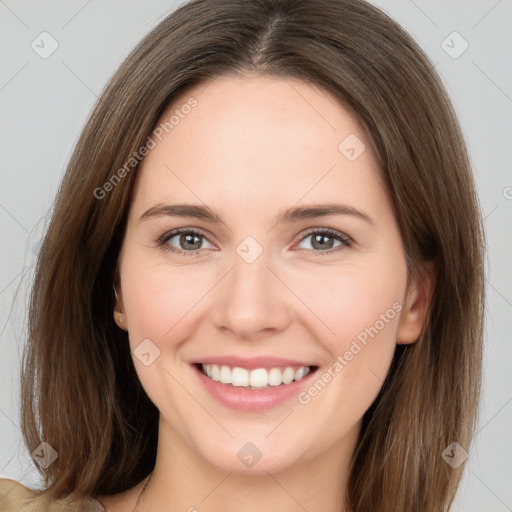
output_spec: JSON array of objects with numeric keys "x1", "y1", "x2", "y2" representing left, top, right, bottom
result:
[{"x1": 1, "y1": 1, "x2": 511, "y2": 510}]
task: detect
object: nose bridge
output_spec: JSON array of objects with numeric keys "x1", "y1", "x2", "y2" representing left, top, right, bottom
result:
[
  {"x1": 211, "y1": 239, "x2": 291, "y2": 338},
  {"x1": 231, "y1": 248, "x2": 270, "y2": 295}
]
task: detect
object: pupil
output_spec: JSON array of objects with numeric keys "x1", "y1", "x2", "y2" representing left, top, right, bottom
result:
[
  {"x1": 181, "y1": 233, "x2": 201, "y2": 250},
  {"x1": 312, "y1": 234, "x2": 333, "y2": 250}
]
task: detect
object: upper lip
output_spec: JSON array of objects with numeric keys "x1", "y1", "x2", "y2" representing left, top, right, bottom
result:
[{"x1": 192, "y1": 356, "x2": 315, "y2": 370}]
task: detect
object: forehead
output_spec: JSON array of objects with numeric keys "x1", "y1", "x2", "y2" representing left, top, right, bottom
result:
[
  {"x1": 130, "y1": 74, "x2": 385, "y2": 219},
  {"x1": 159, "y1": 73, "x2": 367, "y2": 163}
]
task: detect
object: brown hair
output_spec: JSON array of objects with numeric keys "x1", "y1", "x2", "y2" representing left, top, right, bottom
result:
[{"x1": 20, "y1": 0, "x2": 485, "y2": 510}]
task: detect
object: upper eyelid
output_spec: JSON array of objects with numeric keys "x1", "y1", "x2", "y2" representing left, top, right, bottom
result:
[{"x1": 160, "y1": 227, "x2": 214, "y2": 245}]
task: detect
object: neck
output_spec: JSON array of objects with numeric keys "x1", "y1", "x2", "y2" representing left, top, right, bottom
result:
[{"x1": 141, "y1": 416, "x2": 360, "y2": 512}]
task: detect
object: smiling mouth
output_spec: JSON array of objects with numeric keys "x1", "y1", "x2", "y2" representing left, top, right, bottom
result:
[{"x1": 196, "y1": 363, "x2": 318, "y2": 390}]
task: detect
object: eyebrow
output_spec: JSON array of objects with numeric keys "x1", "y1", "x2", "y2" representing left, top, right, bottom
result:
[{"x1": 139, "y1": 202, "x2": 375, "y2": 227}]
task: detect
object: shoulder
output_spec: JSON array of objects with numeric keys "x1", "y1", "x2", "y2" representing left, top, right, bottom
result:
[
  {"x1": 0, "y1": 479, "x2": 37, "y2": 511},
  {"x1": 0, "y1": 478, "x2": 106, "y2": 512}
]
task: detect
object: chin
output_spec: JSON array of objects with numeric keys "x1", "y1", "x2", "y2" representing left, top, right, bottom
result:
[{"x1": 196, "y1": 436, "x2": 305, "y2": 475}]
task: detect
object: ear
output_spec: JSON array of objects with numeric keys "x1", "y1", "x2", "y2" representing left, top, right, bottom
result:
[
  {"x1": 113, "y1": 283, "x2": 127, "y2": 331},
  {"x1": 396, "y1": 261, "x2": 435, "y2": 345}
]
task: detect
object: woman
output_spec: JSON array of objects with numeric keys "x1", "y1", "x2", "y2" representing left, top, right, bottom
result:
[{"x1": 0, "y1": 0, "x2": 484, "y2": 510}]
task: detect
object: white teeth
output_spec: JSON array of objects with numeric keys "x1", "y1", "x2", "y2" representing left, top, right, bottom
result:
[
  {"x1": 268, "y1": 367, "x2": 282, "y2": 386},
  {"x1": 282, "y1": 367, "x2": 295, "y2": 384},
  {"x1": 249, "y1": 368, "x2": 268, "y2": 387},
  {"x1": 211, "y1": 364, "x2": 220, "y2": 381},
  {"x1": 219, "y1": 365, "x2": 232, "y2": 384},
  {"x1": 295, "y1": 366, "x2": 310, "y2": 380},
  {"x1": 200, "y1": 363, "x2": 312, "y2": 389},
  {"x1": 231, "y1": 367, "x2": 249, "y2": 387}
]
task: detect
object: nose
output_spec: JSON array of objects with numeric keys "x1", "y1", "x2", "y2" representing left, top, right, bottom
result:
[{"x1": 210, "y1": 251, "x2": 292, "y2": 341}]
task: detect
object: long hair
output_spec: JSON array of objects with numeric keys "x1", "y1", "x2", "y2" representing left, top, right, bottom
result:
[{"x1": 20, "y1": 1, "x2": 485, "y2": 510}]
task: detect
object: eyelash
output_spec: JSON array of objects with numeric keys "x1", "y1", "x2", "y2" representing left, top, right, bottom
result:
[{"x1": 157, "y1": 227, "x2": 352, "y2": 257}]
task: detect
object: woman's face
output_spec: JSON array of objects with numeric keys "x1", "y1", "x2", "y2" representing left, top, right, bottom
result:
[{"x1": 115, "y1": 74, "x2": 427, "y2": 475}]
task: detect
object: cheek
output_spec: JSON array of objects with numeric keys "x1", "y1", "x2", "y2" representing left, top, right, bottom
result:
[
  {"x1": 120, "y1": 255, "x2": 212, "y2": 344},
  {"x1": 291, "y1": 260, "x2": 407, "y2": 353},
  {"x1": 118, "y1": 254, "x2": 216, "y2": 418},
  {"x1": 287, "y1": 259, "x2": 407, "y2": 430}
]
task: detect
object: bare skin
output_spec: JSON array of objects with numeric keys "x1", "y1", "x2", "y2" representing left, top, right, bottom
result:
[{"x1": 98, "y1": 74, "x2": 431, "y2": 512}]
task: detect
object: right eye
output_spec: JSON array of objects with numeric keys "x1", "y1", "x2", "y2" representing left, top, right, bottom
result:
[{"x1": 158, "y1": 228, "x2": 216, "y2": 255}]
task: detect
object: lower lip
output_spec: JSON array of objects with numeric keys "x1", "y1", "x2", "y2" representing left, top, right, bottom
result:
[{"x1": 193, "y1": 365, "x2": 317, "y2": 412}]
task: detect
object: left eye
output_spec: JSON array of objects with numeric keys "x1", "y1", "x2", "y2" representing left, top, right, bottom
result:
[{"x1": 296, "y1": 230, "x2": 350, "y2": 252}]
